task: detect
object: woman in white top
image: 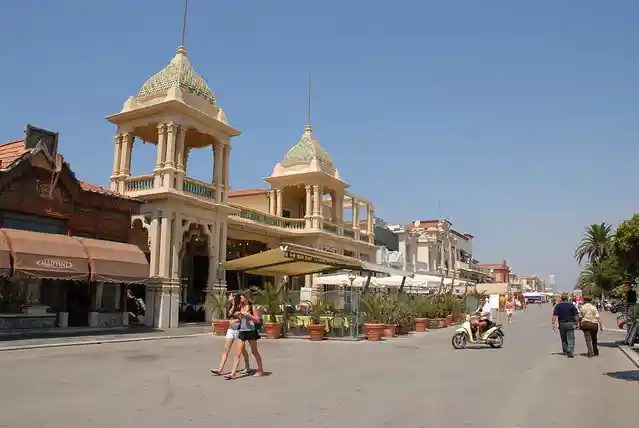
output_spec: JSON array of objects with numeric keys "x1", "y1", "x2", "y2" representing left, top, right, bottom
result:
[{"x1": 579, "y1": 296, "x2": 603, "y2": 358}]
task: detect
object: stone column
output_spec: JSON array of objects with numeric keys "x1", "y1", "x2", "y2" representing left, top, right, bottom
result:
[
  {"x1": 304, "y1": 185, "x2": 312, "y2": 228},
  {"x1": 313, "y1": 185, "x2": 322, "y2": 228},
  {"x1": 88, "y1": 282, "x2": 99, "y2": 327},
  {"x1": 351, "y1": 197, "x2": 359, "y2": 238},
  {"x1": 275, "y1": 189, "x2": 283, "y2": 217},
  {"x1": 223, "y1": 144, "x2": 231, "y2": 202},
  {"x1": 213, "y1": 142, "x2": 223, "y2": 203},
  {"x1": 154, "y1": 124, "x2": 166, "y2": 188},
  {"x1": 439, "y1": 234, "x2": 445, "y2": 273},
  {"x1": 163, "y1": 123, "x2": 177, "y2": 189},
  {"x1": 171, "y1": 214, "x2": 183, "y2": 280},
  {"x1": 110, "y1": 133, "x2": 122, "y2": 191},
  {"x1": 268, "y1": 190, "x2": 276, "y2": 215},
  {"x1": 218, "y1": 221, "x2": 228, "y2": 287},
  {"x1": 158, "y1": 213, "x2": 172, "y2": 278},
  {"x1": 149, "y1": 211, "x2": 160, "y2": 278},
  {"x1": 367, "y1": 206, "x2": 375, "y2": 244},
  {"x1": 175, "y1": 125, "x2": 186, "y2": 190},
  {"x1": 119, "y1": 132, "x2": 133, "y2": 177}
]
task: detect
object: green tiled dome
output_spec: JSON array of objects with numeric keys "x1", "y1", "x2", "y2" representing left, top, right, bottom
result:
[
  {"x1": 281, "y1": 125, "x2": 334, "y2": 167},
  {"x1": 137, "y1": 46, "x2": 216, "y2": 106}
]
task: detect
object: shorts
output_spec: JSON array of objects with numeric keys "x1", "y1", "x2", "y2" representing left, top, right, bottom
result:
[
  {"x1": 225, "y1": 328, "x2": 239, "y2": 340},
  {"x1": 506, "y1": 309, "x2": 513, "y2": 316},
  {"x1": 238, "y1": 330, "x2": 261, "y2": 341}
]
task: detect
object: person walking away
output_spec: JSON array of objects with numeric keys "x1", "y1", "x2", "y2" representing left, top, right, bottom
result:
[
  {"x1": 210, "y1": 293, "x2": 251, "y2": 376},
  {"x1": 579, "y1": 296, "x2": 602, "y2": 358},
  {"x1": 225, "y1": 290, "x2": 264, "y2": 379},
  {"x1": 552, "y1": 293, "x2": 579, "y2": 358},
  {"x1": 505, "y1": 298, "x2": 514, "y2": 324}
]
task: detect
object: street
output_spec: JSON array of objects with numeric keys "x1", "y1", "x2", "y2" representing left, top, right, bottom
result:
[{"x1": 0, "y1": 306, "x2": 635, "y2": 428}]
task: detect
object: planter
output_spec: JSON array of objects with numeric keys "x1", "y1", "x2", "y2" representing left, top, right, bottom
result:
[
  {"x1": 427, "y1": 318, "x2": 440, "y2": 329},
  {"x1": 396, "y1": 324, "x2": 411, "y2": 335},
  {"x1": 23, "y1": 304, "x2": 50, "y2": 316},
  {"x1": 438, "y1": 318, "x2": 447, "y2": 328},
  {"x1": 364, "y1": 323, "x2": 385, "y2": 341},
  {"x1": 263, "y1": 322, "x2": 283, "y2": 339},
  {"x1": 212, "y1": 319, "x2": 230, "y2": 336},
  {"x1": 307, "y1": 324, "x2": 326, "y2": 341},
  {"x1": 445, "y1": 316, "x2": 453, "y2": 327},
  {"x1": 414, "y1": 318, "x2": 428, "y2": 332},
  {"x1": 383, "y1": 324, "x2": 397, "y2": 338},
  {"x1": 452, "y1": 314, "x2": 464, "y2": 324}
]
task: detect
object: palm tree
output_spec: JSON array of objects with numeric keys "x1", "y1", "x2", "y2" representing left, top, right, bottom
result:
[
  {"x1": 574, "y1": 223, "x2": 613, "y2": 265},
  {"x1": 576, "y1": 259, "x2": 621, "y2": 296}
]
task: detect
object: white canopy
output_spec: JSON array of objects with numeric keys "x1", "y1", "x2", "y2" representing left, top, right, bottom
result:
[
  {"x1": 315, "y1": 273, "x2": 368, "y2": 287},
  {"x1": 373, "y1": 275, "x2": 425, "y2": 288}
]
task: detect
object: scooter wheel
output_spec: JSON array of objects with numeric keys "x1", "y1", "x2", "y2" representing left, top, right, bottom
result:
[{"x1": 452, "y1": 332, "x2": 467, "y2": 349}]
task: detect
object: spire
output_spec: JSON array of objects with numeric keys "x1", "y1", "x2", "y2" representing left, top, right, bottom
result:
[
  {"x1": 306, "y1": 68, "x2": 312, "y2": 132},
  {"x1": 179, "y1": 0, "x2": 189, "y2": 51}
]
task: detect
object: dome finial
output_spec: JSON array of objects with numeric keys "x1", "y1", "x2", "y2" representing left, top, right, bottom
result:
[
  {"x1": 306, "y1": 68, "x2": 312, "y2": 130},
  {"x1": 180, "y1": 0, "x2": 189, "y2": 49}
]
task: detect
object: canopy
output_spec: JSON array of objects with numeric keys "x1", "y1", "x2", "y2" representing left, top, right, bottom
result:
[
  {"x1": 374, "y1": 275, "x2": 425, "y2": 288},
  {"x1": 77, "y1": 237, "x2": 149, "y2": 284},
  {"x1": 0, "y1": 232, "x2": 10, "y2": 277},
  {"x1": 225, "y1": 242, "x2": 416, "y2": 278},
  {"x1": 315, "y1": 273, "x2": 368, "y2": 287},
  {"x1": 1, "y1": 228, "x2": 90, "y2": 281}
]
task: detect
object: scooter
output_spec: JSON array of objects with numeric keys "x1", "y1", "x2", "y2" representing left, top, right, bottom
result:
[{"x1": 452, "y1": 315, "x2": 505, "y2": 349}]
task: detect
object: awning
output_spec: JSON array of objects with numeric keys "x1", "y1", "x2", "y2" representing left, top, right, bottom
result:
[
  {"x1": 76, "y1": 237, "x2": 149, "y2": 284},
  {"x1": 225, "y1": 243, "x2": 363, "y2": 276},
  {"x1": 0, "y1": 232, "x2": 10, "y2": 277},
  {"x1": 1, "y1": 228, "x2": 90, "y2": 281}
]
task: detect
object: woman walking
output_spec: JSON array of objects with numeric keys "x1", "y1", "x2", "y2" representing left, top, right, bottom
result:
[
  {"x1": 579, "y1": 296, "x2": 603, "y2": 358},
  {"x1": 210, "y1": 293, "x2": 251, "y2": 376},
  {"x1": 505, "y1": 297, "x2": 515, "y2": 324},
  {"x1": 225, "y1": 290, "x2": 264, "y2": 379}
]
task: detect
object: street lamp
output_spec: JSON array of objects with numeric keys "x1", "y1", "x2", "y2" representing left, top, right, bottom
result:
[{"x1": 348, "y1": 271, "x2": 356, "y2": 337}]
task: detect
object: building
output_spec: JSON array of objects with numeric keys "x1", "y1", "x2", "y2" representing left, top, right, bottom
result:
[
  {"x1": 476, "y1": 260, "x2": 511, "y2": 283},
  {"x1": 519, "y1": 275, "x2": 545, "y2": 292},
  {"x1": 0, "y1": 126, "x2": 149, "y2": 333},
  {"x1": 389, "y1": 219, "x2": 487, "y2": 282},
  {"x1": 105, "y1": 42, "x2": 377, "y2": 327}
]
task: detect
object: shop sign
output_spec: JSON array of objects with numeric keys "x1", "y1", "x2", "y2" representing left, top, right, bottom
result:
[
  {"x1": 285, "y1": 251, "x2": 343, "y2": 266},
  {"x1": 36, "y1": 259, "x2": 73, "y2": 269}
]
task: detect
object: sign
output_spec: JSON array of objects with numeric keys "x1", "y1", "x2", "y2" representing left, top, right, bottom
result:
[
  {"x1": 36, "y1": 259, "x2": 73, "y2": 269},
  {"x1": 455, "y1": 289, "x2": 460, "y2": 294},
  {"x1": 284, "y1": 250, "x2": 345, "y2": 267},
  {"x1": 489, "y1": 294, "x2": 500, "y2": 310}
]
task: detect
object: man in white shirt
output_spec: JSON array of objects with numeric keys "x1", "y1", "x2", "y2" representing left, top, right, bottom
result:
[{"x1": 475, "y1": 296, "x2": 492, "y2": 339}]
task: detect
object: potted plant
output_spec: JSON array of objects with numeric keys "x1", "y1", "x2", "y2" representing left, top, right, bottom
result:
[
  {"x1": 410, "y1": 297, "x2": 431, "y2": 332},
  {"x1": 360, "y1": 294, "x2": 386, "y2": 341},
  {"x1": 381, "y1": 296, "x2": 400, "y2": 338},
  {"x1": 395, "y1": 301, "x2": 415, "y2": 335},
  {"x1": 307, "y1": 299, "x2": 327, "y2": 341},
  {"x1": 252, "y1": 282, "x2": 284, "y2": 338},
  {"x1": 206, "y1": 290, "x2": 230, "y2": 336}
]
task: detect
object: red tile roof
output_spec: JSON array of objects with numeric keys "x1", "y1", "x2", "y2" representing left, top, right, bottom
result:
[
  {"x1": 0, "y1": 139, "x2": 127, "y2": 199},
  {"x1": 229, "y1": 189, "x2": 268, "y2": 197},
  {"x1": 0, "y1": 140, "x2": 28, "y2": 169}
]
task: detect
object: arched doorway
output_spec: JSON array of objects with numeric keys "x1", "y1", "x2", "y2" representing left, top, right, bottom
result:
[{"x1": 179, "y1": 224, "x2": 211, "y2": 323}]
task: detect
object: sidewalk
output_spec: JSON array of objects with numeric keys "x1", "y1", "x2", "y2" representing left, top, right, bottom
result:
[{"x1": 0, "y1": 325, "x2": 214, "y2": 352}]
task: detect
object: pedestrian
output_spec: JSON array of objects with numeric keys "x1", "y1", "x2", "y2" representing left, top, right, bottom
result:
[
  {"x1": 210, "y1": 293, "x2": 251, "y2": 376},
  {"x1": 551, "y1": 293, "x2": 579, "y2": 358},
  {"x1": 579, "y1": 296, "x2": 602, "y2": 358},
  {"x1": 505, "y1": 296, "x2": 514, "y2": 324},
  {"x1": 224, "y1": 290, "x2": 265, "y2": 380}
]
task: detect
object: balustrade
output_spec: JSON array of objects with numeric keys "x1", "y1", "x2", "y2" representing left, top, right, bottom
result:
[
  {"x1": 124, "y1": 175, "x2": 154, "y2": 192},
  {"x1": 323, "y1": 221, "x2": 339, "y2": 234},
  {"x1": 231, "y1": 206, "x2": 305, "y2": 229},
  {"x1": 182, "y1": 177, "x2": 216, "y2": 200}
]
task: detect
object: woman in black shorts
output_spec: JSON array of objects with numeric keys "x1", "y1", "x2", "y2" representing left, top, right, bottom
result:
[{"x1": 225, "y1": 290, "x2": 264, "y2": 379}]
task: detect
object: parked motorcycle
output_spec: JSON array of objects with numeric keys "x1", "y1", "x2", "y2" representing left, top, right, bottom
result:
[
  {"x1": 624, "y1": 319, "x2": 639, "y2": 347},
  {"x1": 452, "y1": 315, "x2": 505, "y2": 349}
]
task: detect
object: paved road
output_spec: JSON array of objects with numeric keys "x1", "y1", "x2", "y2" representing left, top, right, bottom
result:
[{"x1": 0, "y1": 306, "x2": 635, "y2": 428}]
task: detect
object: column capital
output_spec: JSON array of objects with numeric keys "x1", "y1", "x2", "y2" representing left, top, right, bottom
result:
[
  {"x1": 305, "y1": 184, "x2": 312, "y2": 191},
  {"x1": 275, "y1": 188, "x2": 282, "y2": 195},
  {"x1": 166, "y1": 122, "x2": 178, "y2": 133},
  {"x1": 157, "y1": 123, "x2": 167, "y2": 133},
  {"x1": 313, "y1": 184, "x2": 321, "y2": 192}
]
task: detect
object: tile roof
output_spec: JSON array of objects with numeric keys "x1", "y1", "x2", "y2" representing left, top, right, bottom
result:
[
  {"x1": 229, "y1": 189, "x2": 268, "y2": 197},
  {"x1": 0, "y1": 139, "x2": 129, "y2": 199}
]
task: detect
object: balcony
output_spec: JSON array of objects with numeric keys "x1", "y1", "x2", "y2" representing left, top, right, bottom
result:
[
  {"x1": 323, "y1": 221, "x2": 339, "y2": 234},
  {"x1": 124, "y1": 174, "x2": 154, "y2": 192},
  {"x1": 230, "y1": 207, "x2": 305, "y2": 229},
  {"x1": 182, "y1": 177, "x2": 215, "y2": 201},
  {"x1": 122, "y1": 174, "x2": 218, "y2": 204}
]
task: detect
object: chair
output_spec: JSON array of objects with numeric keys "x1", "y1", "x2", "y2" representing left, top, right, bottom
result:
[
  {"x1": 287, "y1": 315, "x2": 306, "y2": 337},
  {"x1": 329, "y1": 315, "x2": 347, "y2": 338}
]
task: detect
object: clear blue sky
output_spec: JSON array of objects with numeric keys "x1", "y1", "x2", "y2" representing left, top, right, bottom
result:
[{"x1": 1, "y1": 1, "x2": 638, "y2": 290}]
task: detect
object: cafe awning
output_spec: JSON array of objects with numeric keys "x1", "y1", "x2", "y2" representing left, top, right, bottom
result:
[
  {"x1": 76, "y1": 237, "x2": 149, "y2": 284},
  {"x1": 224, "y1": 243, "x2": 363, "y2": 276},
  {"x1": 0, "y1": 228, "x2": 90, "y2": 281},
  {"x1": 0, "y1": 232, "x2": 10, "y2": 277}
]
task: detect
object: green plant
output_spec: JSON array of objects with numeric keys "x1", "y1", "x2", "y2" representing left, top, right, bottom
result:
[
  {"x1": 308, "y1": 298, "x2": 326, "y2": 324},
  {"x1": 394, "y1": 301, "x2": 416, "y2": 326},
  {"x1": 205, "y1": 290, "x2": 229, "y2": 320},
  {"x1": 409, "y1": 296, "x2": 438, "y2": 319},
  {"x1": 360, "y1": 293, "x2": 385, "y2": 323},
  {"x1": 251, "y1": 282, "x2": 284, "y2": 323}
]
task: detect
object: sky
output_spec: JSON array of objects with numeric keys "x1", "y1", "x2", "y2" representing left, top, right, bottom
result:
[{"x1": 1, "y1": 1, "x2": 638, "y2": 291}]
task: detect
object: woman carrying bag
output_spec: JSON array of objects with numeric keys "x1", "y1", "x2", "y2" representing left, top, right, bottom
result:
[{"x1": 579, "y1": 296, "x2": 603, "y2": 358}]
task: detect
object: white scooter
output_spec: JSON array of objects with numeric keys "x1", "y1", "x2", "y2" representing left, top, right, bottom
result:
[{"x1": 452, "y1": 315, "x2": 504, "y2": 349}]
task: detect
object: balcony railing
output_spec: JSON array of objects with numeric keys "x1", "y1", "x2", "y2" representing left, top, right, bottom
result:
[
  {"x1": 323, "y1": 221, "x2": 339, "y2": 234},
  {"x1": 231, "y1": 207, "x2": 305, "y2": 229},
  {"x1": 124, "y1": 175, "x2": 154, "y2": 192},
  {"x1": 182, "y1": 177, "x2": 216, "y2": 201},
  {"x1": 359, "y1": 232, "x2": 370, "y2": 243},
  {"x1": 343, "y1": 227, "x2": 355, "y2": 239}
]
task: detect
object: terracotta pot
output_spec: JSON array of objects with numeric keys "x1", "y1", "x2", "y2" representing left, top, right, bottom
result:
[
  {"x1": 364, "y1": 323, "x2": 385, "y2": 341},
  {"x1": 307, "y1": 324, "x2": 326, "y2": 341},
  {"x1": 263, "y1": 322, "x2": 283, "y2": 339},
  {"x1": 414, "y1": 318, "x2": 428, "y2": 332},
  {"x1": 212, "y1": 319, "x2": 230, "y2": 336},
  {"x1": 396, "y1": 324, "x2": 411, "y2": 335},
  {"x1": 383, "y1": 324, "x2": 397, "y2": 338},
  {"x1": 445, "y1": 317, "x2": 453, "y2": 326},
  {"x1": 427, "y1": 318, "x2": 440, "y2": 329},
  {"x1": 439, "y1": 318, "x2": 447, "y2": 328}
]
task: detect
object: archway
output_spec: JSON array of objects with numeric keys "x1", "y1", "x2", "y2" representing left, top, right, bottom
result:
[
  {"x1": 128, "y1": 217, "x2": 150, "y2": 302},
  {"x1": 179, "y1": 224, "x2": 211, "y2": 323}
]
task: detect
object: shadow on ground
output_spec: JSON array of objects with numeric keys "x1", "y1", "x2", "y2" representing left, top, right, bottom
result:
[
  {"x1": 598, "y1": 341, "x2": 622, "y2": 348},
  {"x1": 603, "y1": 370, "x2": 639, "y2": 382}
]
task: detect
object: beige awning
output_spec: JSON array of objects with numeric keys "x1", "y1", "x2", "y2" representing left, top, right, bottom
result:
[
  {"x1": 1, "y1": 228, "x2": 90, "y2": 281},
  {"x1": 0, "y1": 232, "x2": 10, "y2": 277},
  {"x1": 225, "y1": 243, "x2": 363, "y2": 276},
  {"x1": 76, "y1": 237, "x2": 149, "y2": 284}
]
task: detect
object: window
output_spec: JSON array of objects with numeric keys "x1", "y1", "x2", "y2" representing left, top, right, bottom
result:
[{"x1": 0, "y1": 211, "x2": 66, "y2": 234}]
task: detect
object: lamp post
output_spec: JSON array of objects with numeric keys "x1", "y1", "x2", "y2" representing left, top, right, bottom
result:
[
  {"x1": 281, "y1": 275, "x2": 289, "y2": 335},
  {"x1": 348, "y1": 271, "x2": 356, "y2": 337}
]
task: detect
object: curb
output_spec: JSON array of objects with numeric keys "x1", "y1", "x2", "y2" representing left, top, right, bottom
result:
[
  {"x1": 617, "y1": 344, "x2": 639, "y2": 368},
  {"x1": 0, "y1": 332, "x2": 214, "y2": 352}
]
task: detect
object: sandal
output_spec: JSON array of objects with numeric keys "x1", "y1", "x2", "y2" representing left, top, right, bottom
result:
[
  {"x1": 210, "y1": 369, "x2": 222, "y2": 376},
  {"x1": 224, "y1": 374, "x2": 236, "y2": 380},
  {"x1": 253, "y1": 371, "x2": 264, "y2": 377}
]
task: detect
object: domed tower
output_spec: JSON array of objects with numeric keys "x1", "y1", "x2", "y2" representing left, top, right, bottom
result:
[{"x1": 105, "y1": 42, "x2": 240, "y2": 329}]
